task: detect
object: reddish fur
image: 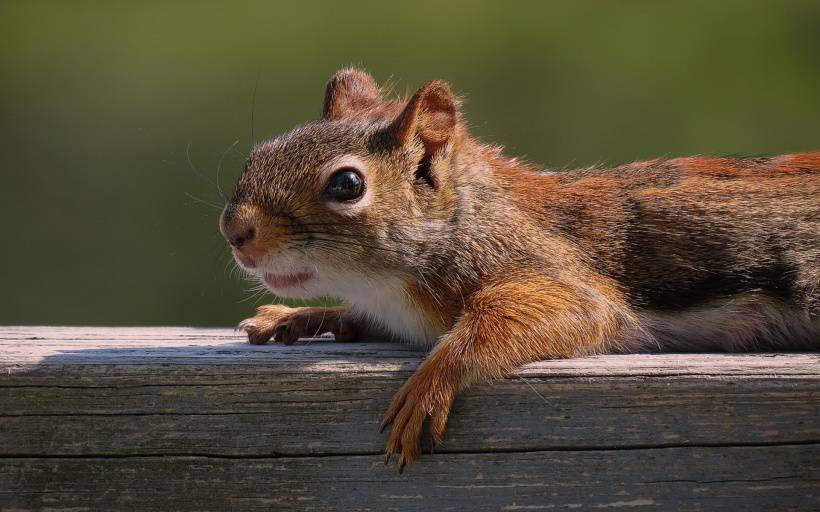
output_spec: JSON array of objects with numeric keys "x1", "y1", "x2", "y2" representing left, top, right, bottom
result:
[
  {"x1": 383, "y1": 274, "x2": 634, "y2": 464},
  {"x1": 224, "y1": 68, "x2": 820, "y2": 471},
  {"x1": 774, "y1": 152, "x2": 820, "y2": 174}
]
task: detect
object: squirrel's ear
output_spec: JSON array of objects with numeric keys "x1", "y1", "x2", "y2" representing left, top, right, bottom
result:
[
  {"x1": 391, "y1": 80, "x2": 459, "y2": 156},
  {"x1": 322, "y1": 68, "x2": 381, "y2": 120}
]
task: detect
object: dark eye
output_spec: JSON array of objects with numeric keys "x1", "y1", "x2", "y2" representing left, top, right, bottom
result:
[{"x1": 324, "y1": 168, "x2": 365, "y2": 202}]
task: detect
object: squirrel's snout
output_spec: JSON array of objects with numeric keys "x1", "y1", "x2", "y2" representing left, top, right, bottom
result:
[
  {"x1": 220, "y1": 204, "x2": 263, "y2": 268},
  {"x1": 220, "y1": 202, "x2": 291, "y2": 269},
  {"x1": 226, "y1": 226, "x2": 260, "y2": 269},
  {"x1": 228, "y1": 227, "x2": 255, "y2": 248},
  {"x1": 220, "y1": 203, "x2": 256, "y2": 247}
]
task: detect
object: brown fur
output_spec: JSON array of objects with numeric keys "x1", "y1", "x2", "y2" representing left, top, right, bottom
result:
[{"x1": 220, "y1": 68, "x2": 820, "y2": 471}]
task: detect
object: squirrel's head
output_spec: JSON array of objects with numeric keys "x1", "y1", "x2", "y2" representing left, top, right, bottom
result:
[{"x1": 220, "y1": 68, "x2": 465, "y2": 299}]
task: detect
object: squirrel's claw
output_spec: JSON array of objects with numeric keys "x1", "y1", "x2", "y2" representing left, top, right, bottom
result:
[
  {"x1": 381, "y1": 370, "x2": 455, "y2": 473},
  {"x1": 235, "y1": 319, "x2": 255, "y2": 333},
  {"x1": 236, "y1": 319, "x2": 273, "y2": 345}
]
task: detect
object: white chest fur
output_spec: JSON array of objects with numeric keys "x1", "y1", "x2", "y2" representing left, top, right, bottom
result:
[{"x1": 339, "y1": 275, "x2": 443, "y2": 347}]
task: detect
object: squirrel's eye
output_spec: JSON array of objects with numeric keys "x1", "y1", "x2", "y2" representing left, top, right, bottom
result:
[{"x1": 324, "y1": 168, "x2": 365, "y2": 202}]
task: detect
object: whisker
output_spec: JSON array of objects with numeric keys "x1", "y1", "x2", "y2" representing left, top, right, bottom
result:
[
  {"x1": 215, "y1": 140, "x2": 239, "y2": 201},
  {"x1": 299, "y1": 235, "x2": 416, "y2": 258},
  {"x1": 290, "y1": 230, "x2": 418, "y2": 250},
  {"x1": 250, "y1": 70, "x2": 261, "y2": 147},
  {"x1": 184, "y1": 191, "x2": 224, "y2": 210},
  {"x1": 239, "y1": 286, "x2": 268, "y2": 304},
  {"x1": 186, "y1": 142, "x2": 225, "y2": 201}
]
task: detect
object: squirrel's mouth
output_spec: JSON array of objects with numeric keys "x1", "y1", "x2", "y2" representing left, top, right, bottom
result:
[{"x1": 264, "y1": 272, "x2": 313, "y2": 289}]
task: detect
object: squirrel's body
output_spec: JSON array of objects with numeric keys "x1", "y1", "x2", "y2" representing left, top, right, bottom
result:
[
  {"x1": 406, "y1": 149, "x2": 820, "y2": 352},
  {"x1": 221, "y1": 69, "x2": 820, "y2": 470}
]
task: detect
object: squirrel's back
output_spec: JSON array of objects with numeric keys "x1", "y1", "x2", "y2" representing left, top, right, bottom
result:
[{"x1": 500, "y1": 152, "x2": 820, "y2": 317}]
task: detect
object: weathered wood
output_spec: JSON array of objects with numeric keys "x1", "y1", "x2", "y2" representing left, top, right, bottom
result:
[
  {"x1": 4, "y1": 446, "x2": 819, "y2": 511},
  {"x1": 1, "y1": 326, "x2": 819, "y2": 511}
]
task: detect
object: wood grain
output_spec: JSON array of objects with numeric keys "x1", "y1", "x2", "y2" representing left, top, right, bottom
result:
[{"x1": 1, "y1": 326, "x2": 818, "y2": 511}]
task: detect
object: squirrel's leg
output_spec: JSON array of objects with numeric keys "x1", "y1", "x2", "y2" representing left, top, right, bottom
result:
[
  {"x1": 381, "y1": 275, "x2": 634, "y2": 470},
  {"x1": 238, "y1": 304, "x2": 364, "y2": 345}
]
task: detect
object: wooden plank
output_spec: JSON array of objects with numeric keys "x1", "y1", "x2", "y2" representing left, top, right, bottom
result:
[
  {"x1": 2, "y1": 446, "x2": 818, "y2": 511},
  {"x1": 3, "y1": 326, "x2": 819, "y2": 376},
  {"x1": 2, "y1": 372, "x2": 818, "y2": 456},
  {"x1": 2, "y1": 327, "x2": 818, "y2": 456},
  {"x1": 1, "y1": 326, "x2": 819, "y2": 510}
]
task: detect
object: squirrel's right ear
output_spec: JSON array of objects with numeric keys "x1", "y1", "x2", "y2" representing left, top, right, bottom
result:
[
  {"x1": 322, "y1": 68, "x2": 382, "y2": 120},
  {"x1": 389, "y1": 80, "x2": 459, "y2": 156}
]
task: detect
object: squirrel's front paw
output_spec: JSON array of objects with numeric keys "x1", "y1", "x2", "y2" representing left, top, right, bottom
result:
[
  {"x1": 381, "y1": 370, "x2": 456, "y2": 472},
  {"x1": 237, "y1": 304, "x2": 311, "y2": 345},
  {"x1": 237, "y1": 305, "x2": 356, "y2": 345}
]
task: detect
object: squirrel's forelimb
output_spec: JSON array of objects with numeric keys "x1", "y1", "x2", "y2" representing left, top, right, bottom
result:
[{"x1": 382, "y1": 271, "x2": 636, "y2": 467}]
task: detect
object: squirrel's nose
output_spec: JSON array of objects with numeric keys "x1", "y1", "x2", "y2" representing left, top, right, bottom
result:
[
  {"x1": 220, "y1": 204, "x2": 257, "y2": 248},
  {"x1": 229, "y1": 227, "x2": 256, "y2": 248}
]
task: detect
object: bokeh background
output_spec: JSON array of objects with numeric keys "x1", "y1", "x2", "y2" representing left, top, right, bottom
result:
[{"x1": 2, "y1": 1, "x2": 820, "y2": 326}]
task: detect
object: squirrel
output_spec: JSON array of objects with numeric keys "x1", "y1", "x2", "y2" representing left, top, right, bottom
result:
[{"x1": 220, "y1": 68, "x2": 820, "y2": 471}]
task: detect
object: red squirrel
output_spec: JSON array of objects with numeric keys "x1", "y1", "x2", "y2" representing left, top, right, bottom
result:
[{"x1": 220, "y1": 68, "x2": 820, "y2": 471}]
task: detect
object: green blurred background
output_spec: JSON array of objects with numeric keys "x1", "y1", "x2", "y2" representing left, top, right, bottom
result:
[{"x1": 2, "y1": 1, "x2": 819, "y2": 326}]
